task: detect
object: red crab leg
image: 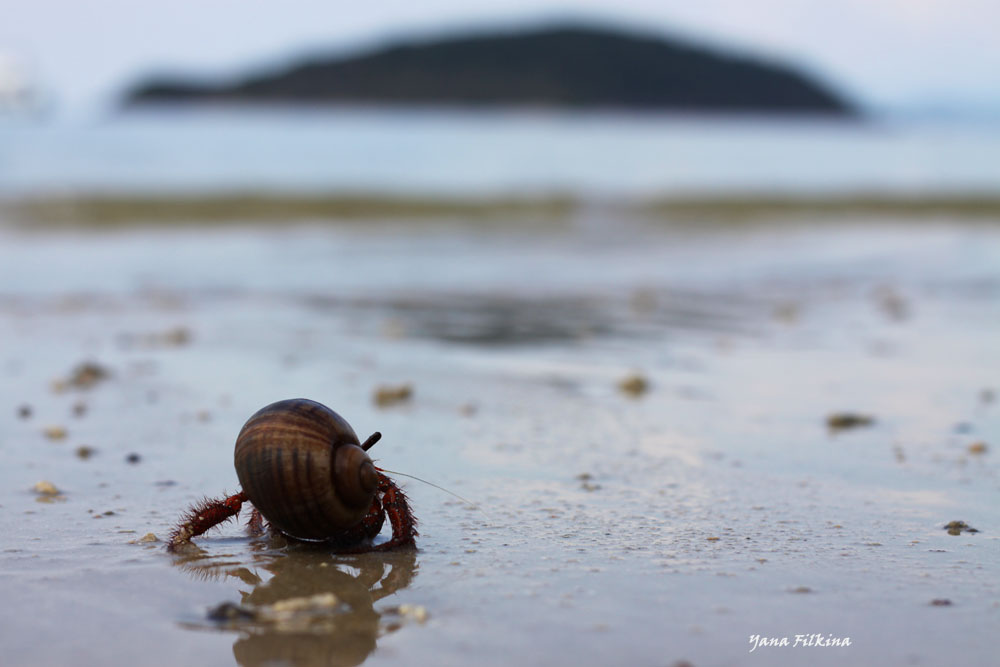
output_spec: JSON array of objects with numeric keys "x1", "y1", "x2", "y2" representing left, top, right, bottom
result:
[
  {"x1": 330, "y1": 471, "x2": 417, "y2": 553},
  {"x1": 369, "y1": 470, "x2": 418, "y2": 551},
  {"x1": 168, "y1": 491, "x2": 247, "y2": 550},
  {"x1": 246, "y1": 507, "x2": 265, "y2": 536}
]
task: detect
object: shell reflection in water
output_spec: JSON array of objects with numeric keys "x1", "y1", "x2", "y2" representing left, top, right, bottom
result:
[{"x1": 175, "y1": 547, "x2": 419, "y2": 667}]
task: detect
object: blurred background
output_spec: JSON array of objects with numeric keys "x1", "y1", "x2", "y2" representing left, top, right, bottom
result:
[{"x1": 1, "y1": 0, "x2": 999, "y2": 202}]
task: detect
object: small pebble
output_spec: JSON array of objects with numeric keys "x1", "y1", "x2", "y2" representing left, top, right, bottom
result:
[
  {"x1": 967, "y1": 442, "x2": 988, "y2": 455},
  {"x1": 944, "y1": 521, "x2": 979, "y2": 536},
  {"x1": 125, "y1": 453, "x2": 142, "y2": 464},
  {"x1": 618, "y1": 373, "x2": 649, "y2": 397},
  {"x1": 75, "y1": 445, "x2": 96, "y2": 459},
  {"x1": 826, "y1": 413, "x2": 875, "y2": 432},
  {"x1": 72, "y1": 401, "x2": 87, "y2": 417},
  {"x1": 54, "y1": 361, "x2": 111, "y2": 391},
  {"x1": 43, "y1": 426, "x2": 68, "y2": 440},
  {"x1": 397, "y1": 603, "x2": 429, "y2": 623},
  {"x1": 270, "y1": 593, "x2": 340, "y2": 613},
  {"x1": 207, "y1": 602, "x2": 256, "y2": 622},
  {"x1": 875, "y1": 286, "x2": 910, "y2": 321},
  {"x1": 773, "y1": 302, "x2": 799, "y2": 324},
  {"x1": 577, "y1": 472, "x2": 601, "y2": 492},
  {"x1": 17, "y1": 404, "x2": 32, "y2": 420},
  {"x1": 930, "y1": 599, "x2": 953, "y2": 606},
  {"x1": 162, "y1": 326, "x2": 192, "y2": 346},
  {"x1": 374, "y1": 383, "x2": 413, "y2": 407},
  {"x1": 33, "y1": 480, "x2": 60, "y2": 495}
]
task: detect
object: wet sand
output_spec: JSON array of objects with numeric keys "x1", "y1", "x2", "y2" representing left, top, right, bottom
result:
[{"x1": 0, "y1": 211, "x2": 997, "y2": 666}]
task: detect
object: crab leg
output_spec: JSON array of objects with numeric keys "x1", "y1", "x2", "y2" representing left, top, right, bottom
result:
[
  {"x1": 168, "y1": 491, "x2": 248, "y2": 550},
  {"x1": 369, "y1": 471, "x2": 418, "y2": 551},
  {"x1": 331, "y1": 471, "x2": 418, "y2": 553},
  {"x1": 246, "y1": 506, "x2": 265, "y2": 536}
]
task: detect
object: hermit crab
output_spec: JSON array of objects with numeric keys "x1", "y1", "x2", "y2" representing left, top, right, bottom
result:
[{"x1": 169, "y1": 398, "x2": 417, "y2": 552}]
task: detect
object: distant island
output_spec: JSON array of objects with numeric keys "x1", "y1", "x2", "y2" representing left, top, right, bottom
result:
[{"x1": 124, "y1": 24, "x2": 855, "y2": 115}]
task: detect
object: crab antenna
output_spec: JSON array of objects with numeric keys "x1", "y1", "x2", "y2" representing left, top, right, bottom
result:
[
  {"x1": 376, "y1": 467, "x2": 487, "y2": 515},
  {"x1": 361, "y1": 432, "x2": 382, "y2": 451}
]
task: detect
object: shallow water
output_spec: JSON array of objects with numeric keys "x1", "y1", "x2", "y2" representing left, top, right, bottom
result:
[
  {"x1": 0, "y1": 213, "x2": 997, "y2": 666},
  {"x1": 4, "y1": 111, "x2": 1000, "y2": 196}
]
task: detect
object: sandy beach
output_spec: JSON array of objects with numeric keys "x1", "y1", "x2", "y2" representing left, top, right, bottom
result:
[{"x1": 1, "y1": 202, "x2": 997, "y2": 665}]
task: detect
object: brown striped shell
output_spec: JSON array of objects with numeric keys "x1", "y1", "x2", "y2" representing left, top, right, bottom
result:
[{"x1": 234, "y1": 398, "x2": 378, "y2": 541}]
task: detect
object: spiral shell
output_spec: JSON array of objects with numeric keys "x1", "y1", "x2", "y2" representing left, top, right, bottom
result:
[{"x1": 233, "y1": 398, "x2": 378, "y2": 541}]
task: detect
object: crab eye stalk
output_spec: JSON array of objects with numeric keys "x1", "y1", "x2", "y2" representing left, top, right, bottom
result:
[{"x1": 361, "y1": 432, "x2": 382, "y2": 451}]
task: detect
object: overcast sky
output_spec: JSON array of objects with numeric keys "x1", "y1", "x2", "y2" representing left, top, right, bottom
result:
[{"x1": 2, "y1": 0, "x2": 997, "y2": 116}]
